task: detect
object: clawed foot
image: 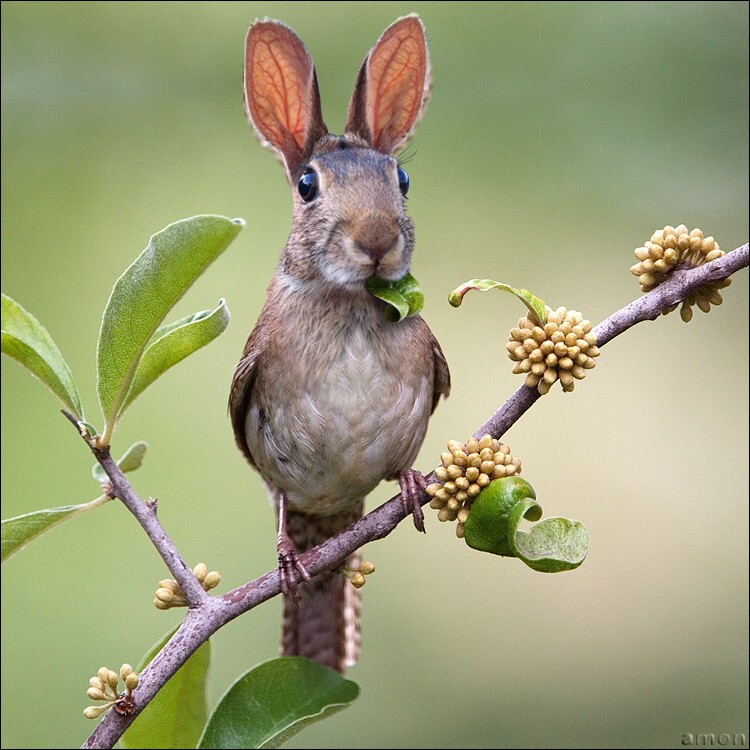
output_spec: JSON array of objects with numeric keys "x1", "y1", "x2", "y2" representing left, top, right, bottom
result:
[
  {"x1": 399, "y1": 468, "x2": 429, "y2": 533},
  {"x1": 277, "y1": 533, "x2": 310, "y2": 602}
]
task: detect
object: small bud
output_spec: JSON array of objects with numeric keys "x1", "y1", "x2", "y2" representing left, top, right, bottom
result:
[
  {"x1": 192, "y1": 563, "x2": 208, "y2": 582},
  {"x1": 447, "y1": 464, "x2": 463, "y2": 480},
  {"x1": 155, "y1": 587, "x2": 175, "y2": 603},
  {"x1": 87, "y1": 688, "x2": 107, "y2": 701},
  {"x1": 125, "y1": 673, "x2": 139, "y2": 693},
  {"x1": 465, "y1": 466, "x2": 480, "y2": 482},
  {"x1": 359, "y1": 561, "x2": 376, "y2": 575},
  {"x1": 350, "y1": 572, "x2": 366, "y2": 588},
  {"x1": 84, "y1": 704, "x2": 111, "y2": 720},
  {"x1": 480, "y1": 460, "x2": 495, "y2": 475}
]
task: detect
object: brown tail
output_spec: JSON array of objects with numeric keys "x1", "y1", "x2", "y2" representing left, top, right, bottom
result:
[{"x1": 281, "y1": 503, "x2": 364, "y2": 673}]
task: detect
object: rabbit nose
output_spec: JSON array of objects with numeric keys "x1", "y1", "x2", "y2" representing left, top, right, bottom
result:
[
  {"x1": 362, "y1": 242, "x2": 392, "y2": 261},
  {"x1": 351, "y1": 220, "x2": 400, "y2": 261}
]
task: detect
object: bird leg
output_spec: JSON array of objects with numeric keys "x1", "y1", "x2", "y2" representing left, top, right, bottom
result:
[
  {"x1": 277, "y1": 492, "x2": 310, "y2": 601},
  {"x1": 399, "y1": 468, "x2": 429, "y2": 533}
]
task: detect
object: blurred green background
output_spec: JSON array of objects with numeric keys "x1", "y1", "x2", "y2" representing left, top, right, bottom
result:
[{"x1": 2, "y1": 2, "x2": 748, "y2": 748}]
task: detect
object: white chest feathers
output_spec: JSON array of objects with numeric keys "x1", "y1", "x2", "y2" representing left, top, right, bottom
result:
[{"x1": 246, "y1": 322, "x2": 433, "y2": 515}]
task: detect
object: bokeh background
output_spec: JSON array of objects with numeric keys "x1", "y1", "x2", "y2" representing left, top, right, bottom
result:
[{"x1": 2, "y1": 2, "x2": 748, "y2": 748}]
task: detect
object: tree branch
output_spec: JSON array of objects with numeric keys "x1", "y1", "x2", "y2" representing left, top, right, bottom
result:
[
  {"x1": 81, "y1": 244, "x2": 748, "y2": 749},
  {"x1": 86, "y1": 444, "x2": 208, "y2": 608}
]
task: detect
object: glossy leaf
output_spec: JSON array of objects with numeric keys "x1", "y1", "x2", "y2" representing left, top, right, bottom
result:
[
  {"x1": 464, "y1": 476, "x2": 588, "y2": 573},
  {"x1": 198, "y1": 657, "x2": 360, "y2": 749},
  {"x1": 464, "y1": 476, "x2": 540, "y2": 556},
  {"x1": 92, "y1": 441, "x2": 148, "y2": 485},
  {"x1": 366, "y1": 272, "x2": 424, "y2": 322},
  {"x1": 509, "y1": 501, "x2": 590, "y2": 573},
  {"x1": 1, "y1": 495, "x2": 109, "y2": 563},
  {"x1": 121, "y1": 300, "x2": 230, "y2": 413},
  {"x1": 448, "y1": 278, "x2": 547, "y2": 325},
  {"x1": 1, "y1": 293, "x2": 83, "y2": 418},
  {"x1": 121, "y1": 627, "x2": 210, "y2": 750},
  {"x1": 96, "y1": 215, "x2": 243, "y2": 443}
]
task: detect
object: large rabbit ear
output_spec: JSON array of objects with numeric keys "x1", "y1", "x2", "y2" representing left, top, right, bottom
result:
[
  {"x1": 345, "y1": 14, "x2": 430, "y2": 155},
  {"x1": 244, "y1": 20, "x2": 328, "y2": 177}
]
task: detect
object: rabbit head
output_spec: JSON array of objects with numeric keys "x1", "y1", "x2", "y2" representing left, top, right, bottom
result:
[{"x1": 244, "y1": 15, "x2": 431, "y2": 288}]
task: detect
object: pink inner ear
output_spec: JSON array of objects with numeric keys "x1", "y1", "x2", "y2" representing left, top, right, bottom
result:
[
  {"x1": 246, "y1": 23, "x2": 314, "y2": 153},
  {"x1": 365, "y1": 18, "x2": 427, "y2": 153}
]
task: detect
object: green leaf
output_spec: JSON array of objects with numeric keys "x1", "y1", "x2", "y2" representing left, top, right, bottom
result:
[
  {"x1": 92, "y1": 441, "x2": 148, "y2": 485},
  {"x1": 198, "y1": 657, "x2": 360, "y2": 749},
  {"x1": 96, "y1": 215, "x2": 243, "y2": 443},
  {"x1": 366, "y1": 272, "x2": 424, "y2": 322},
  {"x1": 121, "y1": 627, "x2": 210, "y2": 750},
  {"x1": 464, "y1": 476, "x2": 589, "y2": 573},
  {"x1": 2, "y1": 495, "x2": 109, "y2": 563},
  {"x1": 121, "y1": 299, "x2": 230, "y2": 413},
  {"x1": 464, "y1": 476, "x2": 540, "y2": 556},
  {"x1": 1, "y1": 293, "x2": 83, "y2": 418},
  {"x1": 508, "y1": 501, "x2": 590, "y2": 573},
  {"x1": 448, "y1": 279, "x2": 547, "y2": 325}
]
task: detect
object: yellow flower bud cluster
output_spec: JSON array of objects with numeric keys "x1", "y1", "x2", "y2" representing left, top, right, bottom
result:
[
  {"x1": 426, "y1": 435, "x2": 521, "y2": 538},
  {"x1": 345, "y1": 560, "x2": 376, "y2": 589},
  {"x1": 506, "y1": 307, "x2": 599, "y2": 395},
  {"x1": 631, "y1": 225, "x2": 730, "y2": 322},
  {"x1": 83, "y1": 664, "x2": 139, "y2": 719},
  {"x1": 154, "y1": 562, "x2": 221, "y2": 610}
]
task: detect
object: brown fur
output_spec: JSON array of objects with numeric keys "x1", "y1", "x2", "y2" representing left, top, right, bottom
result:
[{"x1": 231, "y1": 15, "x2": 449, "y2": 673}]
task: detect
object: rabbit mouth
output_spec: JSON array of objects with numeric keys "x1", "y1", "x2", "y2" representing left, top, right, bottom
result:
[{"x1": 315, "y1": 230, "x2": 410, "y2": 289}]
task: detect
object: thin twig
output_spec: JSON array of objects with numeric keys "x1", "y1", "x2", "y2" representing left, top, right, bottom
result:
[
  {"x1": 89, "y1": 445, "x2": 208, "y2": 608},
  {"x1": 81, "y1": 244, "x2": 747, "y2": 749}
]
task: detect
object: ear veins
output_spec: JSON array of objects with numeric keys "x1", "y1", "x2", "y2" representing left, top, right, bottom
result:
[
  {"x1": 367, "y1": 31, "x2": 424, "y2": 153},
  {"x1": 248, "y1": 27, "x2": 311, "y2": 151}
]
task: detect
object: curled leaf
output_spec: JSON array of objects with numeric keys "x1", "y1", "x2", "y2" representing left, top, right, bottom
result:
[
  {"x1": 463, "y1": 476, "x2": 539, "y2": 556},
  {"x1": 463, "y1": 476, "x2": 588, "y2": 573},
  {"x1": 448, "y1": 279, "x2": 546, "y2": 325},
  {"x1": 366, "y1": 273, "x2": 424, "y2": 322},
  {"x1": 1, "y1": 293, "x2": 83, "y2": 419},
  {"x1": 508, "y1": 502, "x2": 589, "y2": 573}
]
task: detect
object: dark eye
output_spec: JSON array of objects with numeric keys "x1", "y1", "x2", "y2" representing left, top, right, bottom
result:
[
  {"x1": 298, "y1": 168, "x2": 318, "y2": 202},
  {"x1": 397, "y1": 166, "x2": 409, "y2": 196}
]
